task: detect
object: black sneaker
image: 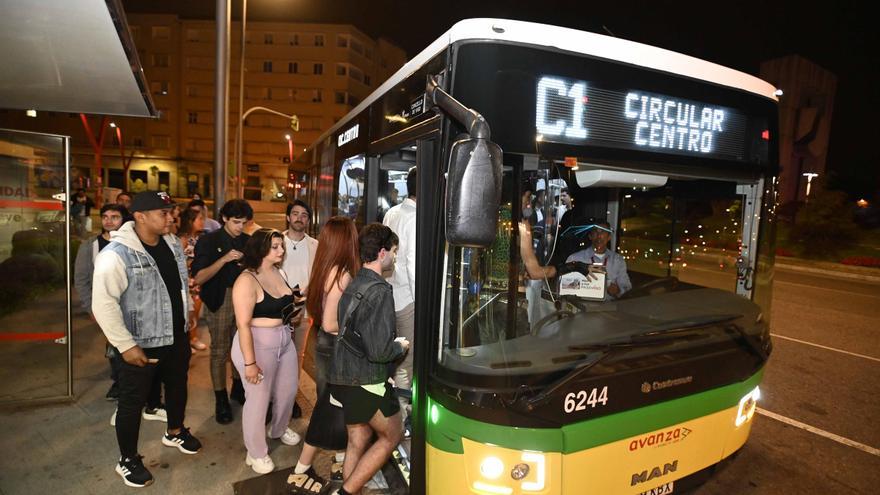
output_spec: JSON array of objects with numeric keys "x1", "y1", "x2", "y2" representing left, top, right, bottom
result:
[
  {"x1": 288, "y1": 467, "x2": 326, "y2": 494},
  {"x1": 116, "y1": 455, "x2": 153, "y2": 488},
  {"x1": 106, "y1": 382, "x2": 119, "y2": 401},
  {"x1": 162, "y1": 427, "x2": 202, "y2": 454}
]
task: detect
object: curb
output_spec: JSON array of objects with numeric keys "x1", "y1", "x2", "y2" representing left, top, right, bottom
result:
[{"x1": 775, "y1": 263, "x2": 880, "y2": 283}]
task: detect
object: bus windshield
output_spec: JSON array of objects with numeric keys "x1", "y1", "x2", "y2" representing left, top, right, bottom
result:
[{"x1": 438, "y1": 156, "x2": 770, "y2": 387}]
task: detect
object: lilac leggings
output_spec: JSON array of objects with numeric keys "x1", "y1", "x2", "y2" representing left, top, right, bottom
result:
[{"x1": 231, "y1": 325, "x2": 299, "y2": 458}]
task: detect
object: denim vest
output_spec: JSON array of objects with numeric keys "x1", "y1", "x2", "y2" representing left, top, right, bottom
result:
[
  {"x1": 328, "y1": 269, "x2": 403, "y2": 386},
  {"x1": 104, "y1": 236, "x2": 189, "y2": 349}
]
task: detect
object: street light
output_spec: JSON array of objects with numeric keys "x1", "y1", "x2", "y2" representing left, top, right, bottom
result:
[
  {"x1": 234, "y1": 106, "x2": 298, "y2": 198},
  {"x1": 803, "y1": 172, "x2": 819, "y2": 201}
]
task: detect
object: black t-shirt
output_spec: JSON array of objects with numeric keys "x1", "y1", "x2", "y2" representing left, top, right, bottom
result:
[
  {"x1": 97, "y1": 235, "x2": 110, "y2": 251},
  {"x1": 191, "y1": 227, "x2": 249, "y2": 311},
  {"x1": 142, "y1": 238, "x2": 186, "y2": 336}
]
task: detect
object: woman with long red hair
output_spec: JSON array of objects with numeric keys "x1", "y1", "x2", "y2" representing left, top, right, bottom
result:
[{"x1": 290, "y1": 216, "x2": 360, "y2": 492}]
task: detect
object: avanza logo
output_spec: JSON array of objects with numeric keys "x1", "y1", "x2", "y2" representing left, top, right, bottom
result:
[
  {"x1": 628, "y1": 427, "x2": 692, "y2": 451},
  {"x1": 631, "y1": 460, "x2": 678, "y2": 486}
]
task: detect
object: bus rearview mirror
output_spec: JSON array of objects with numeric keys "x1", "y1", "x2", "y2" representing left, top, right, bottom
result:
[{"x1": 446, "y1": 138, "x2": 503, "y2": 247}]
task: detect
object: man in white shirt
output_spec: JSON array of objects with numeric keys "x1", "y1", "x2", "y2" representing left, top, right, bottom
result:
[
  {"x1": 281, "y1": 199, "x2": 318, "y2": 356},
  {"x1": 381, "y1": 167, "x2": 416, "y2": 431}
]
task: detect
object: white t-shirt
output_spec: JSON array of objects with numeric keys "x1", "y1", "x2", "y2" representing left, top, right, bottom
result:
[
  {"x1": 382, "y1": 197, "x2": 416, "y2": 311},
  {"x1": 282, "y1": 235, "x2": 311, "y2": 291}
]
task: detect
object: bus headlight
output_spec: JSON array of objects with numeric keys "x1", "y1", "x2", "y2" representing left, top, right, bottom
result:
[
  {"x1": 480, "y1": 456, "x2": 504, "y2": 479},
  {"x1": 468, "y1": 444, "x2": 547, "y2": 495},
  {"x1": 735, "y1": 386, "x2": 760, "y2": 427}
]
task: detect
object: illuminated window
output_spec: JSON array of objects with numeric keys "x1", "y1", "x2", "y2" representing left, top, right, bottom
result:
[
  {"x1": 151, "y1": 26, "x2": 170, "y2": 40},
  {"x1": 151, "y1": 81, "x2": 169, "y2": 95}
]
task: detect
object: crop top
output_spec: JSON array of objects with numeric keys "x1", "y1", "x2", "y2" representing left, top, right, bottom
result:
[{"x1": 249, "y1": 271, "x2": 295, "y2": 319}]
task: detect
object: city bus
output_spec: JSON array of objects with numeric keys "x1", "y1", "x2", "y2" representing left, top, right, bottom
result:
[{"x1": 290, "y1": 18, "x2": 777, "y2": 495}]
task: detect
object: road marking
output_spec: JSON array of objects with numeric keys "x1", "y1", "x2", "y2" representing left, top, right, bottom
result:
[
  {"x1": 770, "y1": 333, "x2": 880, "y2": 363},
  {"x1": 775, "y1": 280, "x2": 880, "y2": 298},
  {"x1": 757, "y1": 408, "x2": 880, "y2": 457}
]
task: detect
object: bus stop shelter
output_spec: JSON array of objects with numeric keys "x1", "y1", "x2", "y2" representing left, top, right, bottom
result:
[{"x1": 0, "y1": 0, "x2": 156, "y2": 404}]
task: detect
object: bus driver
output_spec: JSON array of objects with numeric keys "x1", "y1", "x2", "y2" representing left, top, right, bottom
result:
[{"x1": 519, "y1": 219, "x2": 632, "y2": 301}]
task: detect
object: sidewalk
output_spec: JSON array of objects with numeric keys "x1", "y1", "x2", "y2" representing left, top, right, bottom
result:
[
  {"x1": 0, "y1": 314, "x2": 336, "y2": 495},
  {"x1": 775, "y1": 255, "x2": 880, "y2": 283}
]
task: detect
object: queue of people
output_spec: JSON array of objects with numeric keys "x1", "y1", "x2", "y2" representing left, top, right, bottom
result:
[{"x1": 76, "y1": 190, "x2": 412, "y2": 493}]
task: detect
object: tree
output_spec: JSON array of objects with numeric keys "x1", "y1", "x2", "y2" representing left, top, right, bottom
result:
[{"x1": 789, "y1": 188, "x2": 858, "y2": 256}]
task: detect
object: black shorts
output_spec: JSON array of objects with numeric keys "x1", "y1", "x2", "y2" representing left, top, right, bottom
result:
[{"x1": 330, "y1": 381, "x2": 399, "y2": 425}]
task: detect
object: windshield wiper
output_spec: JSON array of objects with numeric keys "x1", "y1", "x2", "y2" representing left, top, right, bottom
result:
[
  {"x1": 521, "y1": 348, "x2": 616, "y2": 411},
  {"x1": 522, "y1": 314, "x2": 743, "y2": 411}
]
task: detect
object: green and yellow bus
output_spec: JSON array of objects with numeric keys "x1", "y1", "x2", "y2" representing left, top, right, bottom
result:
[{"x1": 291, "y1": 18, "x2": 777, "y2": 495}]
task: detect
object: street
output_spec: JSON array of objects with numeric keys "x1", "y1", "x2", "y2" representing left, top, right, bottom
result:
[{"x1": 696, "y1": 269, "x2": 880, "y2": 494}]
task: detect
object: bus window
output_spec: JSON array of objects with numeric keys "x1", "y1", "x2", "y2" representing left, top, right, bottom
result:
[
  {"x1": 337, "y1": 154, "x2": 365, "y2": 225},
  {"x1": 376, "y1": 146, "x2": 416, "y2": 223},
  {"x1": 440, "y1": 159, "x2": 763, "y2": 374},
  {"x1": 619, "y1": 179, "x2": 743, "y2": 293}
]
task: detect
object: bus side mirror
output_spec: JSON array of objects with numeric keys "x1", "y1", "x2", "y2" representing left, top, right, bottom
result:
[{"x1": 446, "y1": 138, "x2": 503, "y2": 247}]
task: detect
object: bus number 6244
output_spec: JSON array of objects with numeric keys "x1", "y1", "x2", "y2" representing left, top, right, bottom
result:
[{"x1": 564, "y1": 386, "x2": 609, "y2": 413}]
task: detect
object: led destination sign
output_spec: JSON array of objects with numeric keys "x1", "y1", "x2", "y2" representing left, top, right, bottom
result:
[{"x1": 535, "y1": 75, "x2": 753, "y2": 161}]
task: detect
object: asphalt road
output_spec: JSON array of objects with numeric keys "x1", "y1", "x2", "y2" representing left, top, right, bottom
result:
[{"x1": 695, "y1": 268, "x2": 880, "y2": 494}]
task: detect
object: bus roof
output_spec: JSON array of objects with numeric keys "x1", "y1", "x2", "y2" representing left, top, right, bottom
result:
[{"x1": 306, "y1": 18, "x2": 778, "y2": 154}]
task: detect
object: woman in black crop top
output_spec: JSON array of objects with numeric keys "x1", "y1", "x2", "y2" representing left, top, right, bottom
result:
[{"x1": 230, "y1": 229, "x2": 304, "y2": 474}]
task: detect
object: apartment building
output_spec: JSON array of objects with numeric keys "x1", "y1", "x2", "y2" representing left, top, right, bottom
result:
[{"x1": 0, "y1": 13, "x2": 407, "y2": 204}]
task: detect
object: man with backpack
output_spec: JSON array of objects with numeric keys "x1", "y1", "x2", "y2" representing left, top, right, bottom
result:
[{"x1": 327, "y1": 223, "x2": 410, "y2": 495}]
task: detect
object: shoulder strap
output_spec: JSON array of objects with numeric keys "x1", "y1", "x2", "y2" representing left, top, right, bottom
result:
[
  {"x1": 247, "y1": 271, "x2": 266, "y2": 292},
  {"x1": 278, "y1": 268, "x2": 292, "y2": 289},
  {"x1": 338, "y1": 279, "x2": 386, "y2": 335}
]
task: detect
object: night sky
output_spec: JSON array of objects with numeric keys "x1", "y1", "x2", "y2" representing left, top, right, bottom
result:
[{"x1": 122, "y1": 0, "x2": 878, "y2": 197}]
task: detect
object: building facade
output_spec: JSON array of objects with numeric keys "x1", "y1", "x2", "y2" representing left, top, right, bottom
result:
[
  {"x1": 759, "y1": 55, "x2": 837, "y2": 207},
  {"x1": 0, "y1": 13, "x2": 407, "y2": 206}
]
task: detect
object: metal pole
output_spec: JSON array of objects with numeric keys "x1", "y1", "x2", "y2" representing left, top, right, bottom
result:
[
  {"x1": 64, "y1": 136, "x2": 73, "y2": 398},
  {"x1": 235, "y1": 0, "x2": 247, "y2": 199},
  {"x1": 214, "y1": 0, "x2": 230, "y2": 217}
]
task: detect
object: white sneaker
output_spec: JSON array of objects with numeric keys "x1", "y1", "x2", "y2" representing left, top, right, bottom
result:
[
  {"x1": 245, "y1": 454, "x2": 275, "y2": 474},
  {"x1": 143, "y1": 406, "x2": 168, "y2": 422},
  {"x1": 278, "y1": 427, "x2": 302, "y2": 446},
  {"x1": 110, "y1": 409, "x2": 117, "y2": 427}
]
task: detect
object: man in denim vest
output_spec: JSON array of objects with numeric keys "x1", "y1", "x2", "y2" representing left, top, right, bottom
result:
[
  {"x1": 328, "y1": 223, "x2": 410, "y2": 495},
  {"x1": 93, "y1": 191, "x2": 202, "y2": 488}
]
